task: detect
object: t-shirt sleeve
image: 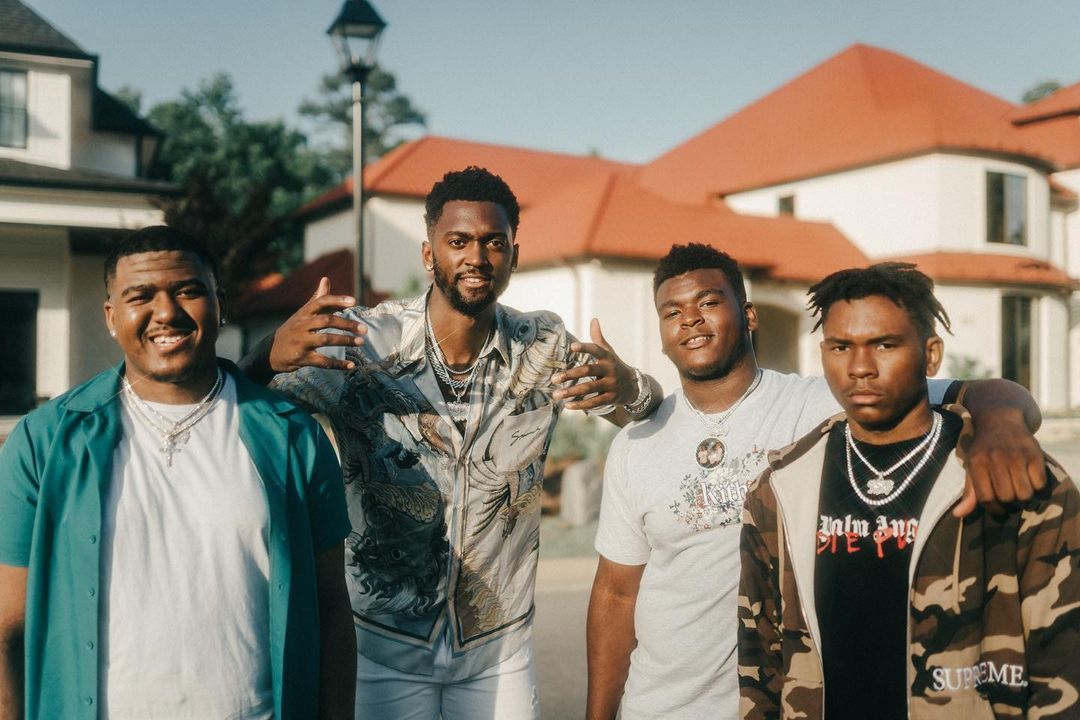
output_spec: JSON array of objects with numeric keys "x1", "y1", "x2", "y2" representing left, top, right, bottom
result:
[
  {"x1": 594, "y1": 431, "x2": 650, "y2": 565},
  {"x1": 304, "y1": 421, "x2": 352, "y2": 552},
  {"x1": 0, "y1": 418, "x2": 39, "y2": 567}
]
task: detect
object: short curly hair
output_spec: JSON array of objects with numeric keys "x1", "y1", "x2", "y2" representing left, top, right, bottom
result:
[
  {"x1": 807, "y1": 262, "x2": 951, "y2": 340},
  {"x1": 104, "y1": 225, "x2": 219, "y2": 292},
  {"x1": 424, "y1": 166, "x2": 520, "y2": 235},
  {"x1": 652, "y1": 243, "x2": 747, "y2": 305}
]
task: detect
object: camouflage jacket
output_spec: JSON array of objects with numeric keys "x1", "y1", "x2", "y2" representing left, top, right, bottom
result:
[
  {"x1": 738, "y1": 406, "x2": 1080, "y2": 719},
  {"x1": 271, "y1": 291, "x2": 593, "y2": 677}
]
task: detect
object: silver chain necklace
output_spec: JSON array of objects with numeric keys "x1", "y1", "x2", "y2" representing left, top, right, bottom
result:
[
  {"x1": 122, "y1": 368, "x2": 224, "y2": 467},
  {"x1": 425, "y1": 314, "x2": 491, "y2": 424},
  {"x1": 844, "y1": 411, "x2": 943, "y2": 506},
  {"x1": 683, "y1": 369, "x2": 763, "y2": 469}
]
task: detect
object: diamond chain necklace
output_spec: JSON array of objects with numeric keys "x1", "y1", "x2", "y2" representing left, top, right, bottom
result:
[
  {"x1": 122, "y1": 368, "x2": 224, "y2": 467},
  {"x1": 844, "y1": 410, "x2": 943, "y2": 506},
  {"x1": 425, "y1": 313, "x2": 492, "y2": 423}
]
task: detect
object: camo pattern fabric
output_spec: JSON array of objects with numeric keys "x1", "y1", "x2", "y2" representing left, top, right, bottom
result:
[
  {"x1": 739, "y1": 409, "x2": 1080, "y2": 720},
  {"x1": 272, "y1": 291, "x2": 591, "y2": 669}
]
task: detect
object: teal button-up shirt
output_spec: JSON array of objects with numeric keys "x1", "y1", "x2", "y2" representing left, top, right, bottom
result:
[{"x1": 0, "y1": 360, "x2": 351, "y2": 719}]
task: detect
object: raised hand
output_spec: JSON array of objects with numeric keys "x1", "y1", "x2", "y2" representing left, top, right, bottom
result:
[
  {"x1": 268, "y1": 277, "x2": 368, "y2": 373},
  {"x1": 551, "y1": 318, "x2": 638, "y2": 411}
]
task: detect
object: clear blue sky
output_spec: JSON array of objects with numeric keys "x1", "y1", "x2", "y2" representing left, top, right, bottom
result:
[{"x1": 28, "y1": 0, "x2": 1080, "y2": 163}]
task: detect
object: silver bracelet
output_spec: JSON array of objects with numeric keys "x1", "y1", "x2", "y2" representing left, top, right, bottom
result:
[{"x1": 622, "y1": 368, "x2": 652, "y2": 416}]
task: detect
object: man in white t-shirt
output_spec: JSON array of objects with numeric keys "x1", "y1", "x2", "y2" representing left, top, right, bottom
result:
[
  {"x1": 0, "y1": 226, "x2": 355, "y2": 719},
  {"x1": 585, "y1": 243, "x2": 1047, "y2": 720}
]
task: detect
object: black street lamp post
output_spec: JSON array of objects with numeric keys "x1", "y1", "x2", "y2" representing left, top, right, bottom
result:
[{"x1": 327, "y1": 0, "x2": 386, "y2": 304}]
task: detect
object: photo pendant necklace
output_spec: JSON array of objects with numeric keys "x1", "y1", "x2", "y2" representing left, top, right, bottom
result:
[
  {"x1": 684, "y1": 369, "x2": 763, "y2": 469},
  {"x1": 122, "y1": 368, "x2": 224, "y2": 467},
  {"x1": 425, "y1": 314, "x2": 491, "y2": 425},
  {"x1": 844, "y1": 411, "x2": 943, "y2": 506}
]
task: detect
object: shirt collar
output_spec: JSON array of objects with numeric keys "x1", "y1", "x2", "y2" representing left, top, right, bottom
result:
[{"x1": 398, "y1": 287, "x2": 511, "y2": 370}]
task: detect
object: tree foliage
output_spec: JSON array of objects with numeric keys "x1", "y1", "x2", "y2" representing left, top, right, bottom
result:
[
  {"x1": 299, "y1": 67, "x2": 427, "y2": 179},
  {"x1": 145, "y1": 74, "x2": 335, "y2": 296},
  {"x1": 1021, "y1": 80, "x2": 1062, "y2": 105}
]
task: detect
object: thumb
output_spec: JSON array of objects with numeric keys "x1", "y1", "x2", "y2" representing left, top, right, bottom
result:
[
  {"x1": 312, "y1": 276, "x2": 331, "y2": 300},
  {"x1": 951, "y1": 483, "x2": 976, "y2": 518},
  {"x1": 590, "y1": 318, "x2": 611, "y2": 349}
]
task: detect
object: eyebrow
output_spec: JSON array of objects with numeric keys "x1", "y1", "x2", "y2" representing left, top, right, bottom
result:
[
  {"x1": 658, "y1": 288, "x2": 725, "y2": 309},
  {"x1": 823, "y1": 333, "x2": 906, "y2": 344},
  {"x1": 119, "y1": 278, "x2": 208, "y2": 299}
]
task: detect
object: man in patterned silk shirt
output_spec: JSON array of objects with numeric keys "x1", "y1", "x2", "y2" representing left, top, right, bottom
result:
[{"x1": 242, "y1": 166, "x2": 660, "y2": 718}]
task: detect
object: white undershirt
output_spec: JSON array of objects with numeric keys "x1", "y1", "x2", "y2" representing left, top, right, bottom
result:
[{"x1": 99, "y1": 375, "x2": 274, "y2": 720}]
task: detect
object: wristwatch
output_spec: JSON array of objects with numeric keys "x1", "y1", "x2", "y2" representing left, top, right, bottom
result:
[{"x1": 622, "y1": 368, "x2": 652, "y2": 416}]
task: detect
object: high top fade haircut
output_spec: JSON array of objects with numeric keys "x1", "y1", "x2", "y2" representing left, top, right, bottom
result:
[
  {"x1": 652, "y1": 243, "x2": 747, "y2": 305},
  {"x1": 424, "y1": 166, "x2": 521, "y2": 236},
  {"x1": 104, "y1": 225, "x2": 220, "y2": 292},
  {"x1": 807, "y1": 262, "x2": 951, "y2": 341}
]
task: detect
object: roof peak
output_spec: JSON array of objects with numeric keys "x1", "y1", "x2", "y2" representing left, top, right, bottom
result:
[{"x1": 0, "y1": 0, "x2": 91, "y2": 59}]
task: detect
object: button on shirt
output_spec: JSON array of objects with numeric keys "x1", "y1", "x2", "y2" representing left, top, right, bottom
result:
[{"x1": 271, "y1": 292, "x2": 590, "y2": 676}]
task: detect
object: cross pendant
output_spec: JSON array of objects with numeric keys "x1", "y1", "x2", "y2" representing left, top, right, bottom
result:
[{"x1": 161, "y1": 438, "x2": 177, "y2": 468}]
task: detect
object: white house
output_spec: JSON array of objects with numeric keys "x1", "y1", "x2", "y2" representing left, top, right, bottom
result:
[
  {"x1": 291, "y1": 44, "x2": 1080, "y2": 411},
  {"x1": 0, "y1": 0, "x2": 172, "y2": 420}
]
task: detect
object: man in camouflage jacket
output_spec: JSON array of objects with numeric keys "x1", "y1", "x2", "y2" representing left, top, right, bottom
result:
[{"x1": 738, "y1": 264, "x2": 1080, "y2": 719}]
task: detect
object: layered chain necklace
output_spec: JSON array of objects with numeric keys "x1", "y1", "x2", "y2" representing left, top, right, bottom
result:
[
  {"x1": 844, "y1": 411, "x2": 943, "y2": 507},
  {"x1": 425, "y1": 314, "x2": 491, "y2": 425},
  {"x1": 684, "y1": 369, "x2": 763, "y2": 469},
  {"x1": 122, "y1": 368, "x2": 224, "y2": 467}
]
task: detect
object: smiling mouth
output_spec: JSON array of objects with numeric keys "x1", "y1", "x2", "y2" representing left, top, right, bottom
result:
[
  {"x1": 458, "y1": 276, "x2": 492, "y2": 289},
  {"x1": 682, "y1": 334, "x2": 713, "y2": 348},
  {"x1": 148, "y1": 331, "x2": 193, "y2": 349}
]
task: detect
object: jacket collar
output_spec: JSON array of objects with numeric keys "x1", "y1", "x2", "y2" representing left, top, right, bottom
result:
[
  {"x1": 61, "y1": 358, "x2": 295, "y2": 416},
  {"x1": 397, "y1": 287, "x2": 511, "y2": 371}
]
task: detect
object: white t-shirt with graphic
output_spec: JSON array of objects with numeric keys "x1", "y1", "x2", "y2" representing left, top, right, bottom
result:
[
  {"x1": 99, "y1": 375, "x2": 274, "y2": 719},
  {"x1": 595, "y1": 371, "x2": 841, "y2": 719}
]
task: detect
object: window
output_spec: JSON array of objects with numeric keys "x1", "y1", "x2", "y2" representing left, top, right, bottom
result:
[
  {"x1": 0, "y1": 70, "x2": 28, "y2": 148},
  {"x1": 778, "y1": 194, "x2": 795, "y2": 216},
  {"x1": 986, "y1": 172, "x2": 1026, "y2": 245},
  {"x1": 1001, "y1": 295, "x2": 1032, "y2": 389},
  {"x1": 0, "y1": 291, "x2": 38, "y2": 415}
]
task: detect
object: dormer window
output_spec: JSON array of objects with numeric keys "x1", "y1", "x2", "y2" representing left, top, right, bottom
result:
[
  {"x1": 986, "y1": 172, "x2": 1026, "y2": 245},
  {"x1": 0, "y1": 70, "x2": 28, "y2": 149},
  {"x1": 778, "y1": 194, "x2": 795, "y2": 216}
]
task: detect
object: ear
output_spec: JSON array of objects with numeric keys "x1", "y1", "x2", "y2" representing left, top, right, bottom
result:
[
  {"x1": 104, "y1": 298, "x2": 116, "y2": 338},
  {"x1": 744, "y1": 302, "x2": 759, "y2": 332},
  {"x1": 511, "y1": 242, "x2": 519, "y2": 273},
  {"x1": 924, "y1": 336, "x2": 944, "y2": 377},
  {"x1": 422, "y1": 241, "x2": 433, "y2": 272},
  {"x1": 217, "y1": 288, "x2": 228, "y2": 326}
]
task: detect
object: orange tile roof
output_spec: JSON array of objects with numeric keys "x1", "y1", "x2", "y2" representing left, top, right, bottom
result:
[
  {"x1": 640, "y1": 44, "x2": 1072, "y2": 202},
  {"x1": 295, "y1": 135, "x2": 632, "y2": 219},
  {"x1": 231, "y1": 249, "x2": 388, "y2": 319},
  {"x1": 1009, "y1": 81, "x2": 1080, "y2": 124},
  {"x1": 885, "y1": 252, "x2": 1078, "y2": 291},
  {"x1": 516, "y1": 168, "x2": 869, "y2": 282}
]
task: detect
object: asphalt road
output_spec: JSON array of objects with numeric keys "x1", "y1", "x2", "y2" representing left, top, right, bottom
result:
[{"x1": 532, "y1": 439, "x2": 1080, "y2": 720}]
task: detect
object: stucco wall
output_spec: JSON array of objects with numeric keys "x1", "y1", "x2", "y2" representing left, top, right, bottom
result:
[
  {"x1": 725, "y1": 153, "x2": 1051, "y2": 260},
  {"x1": 0, "y1": 57, "x2": 73, "y2": 169}
]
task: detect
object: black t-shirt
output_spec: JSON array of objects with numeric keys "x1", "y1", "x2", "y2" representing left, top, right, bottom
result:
[{"x1": 814, "y1": 411, "x2": 961, "y2": 720}]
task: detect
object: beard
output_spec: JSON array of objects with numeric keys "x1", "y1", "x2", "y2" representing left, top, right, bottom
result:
[
  {"x1": 679, "y1": 333, "x2": 751, "y2": 383},
  {"x1": 431, "y1": 257, "x2": 498, "y2": 317}
]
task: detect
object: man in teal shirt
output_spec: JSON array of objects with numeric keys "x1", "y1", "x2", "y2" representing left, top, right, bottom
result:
[{"x1": 0, "y1": 226, "x2": 355, "y2": 719}]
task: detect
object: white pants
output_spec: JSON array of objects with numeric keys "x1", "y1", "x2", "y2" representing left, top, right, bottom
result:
[{"x1": 354, "y1": 627, "x2": 541, "y2": 720}]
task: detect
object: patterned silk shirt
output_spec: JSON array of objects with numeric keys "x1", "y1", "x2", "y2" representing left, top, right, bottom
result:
[{"x1": 271, "y1": 291, "x2": 590, "y2": 676}]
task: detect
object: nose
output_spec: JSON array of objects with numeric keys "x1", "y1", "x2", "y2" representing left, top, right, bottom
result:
[
  {"x1": 848, "y1": 346, "x2": 877, "y2": 379},
  {"x1": 150, "y1": 291, "x2": 183, "y2": 324},
  {"x1": 681, "y1": 306, "x2": 704, "y2": 328},
  {"x1": 464, "y1": 240, "x2": 492, "y2": 270}
]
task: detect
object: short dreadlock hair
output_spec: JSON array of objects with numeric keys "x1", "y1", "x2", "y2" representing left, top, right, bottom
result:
[
  {"x1": 652, "y1": 243, "x2": 747, "y2": 305},
  {"x1": 424, "y1": 166, "x2": 520, "y2": 235},
  {"x1": 806, "y1": 262, "x2": 951, "y2": 340}
]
